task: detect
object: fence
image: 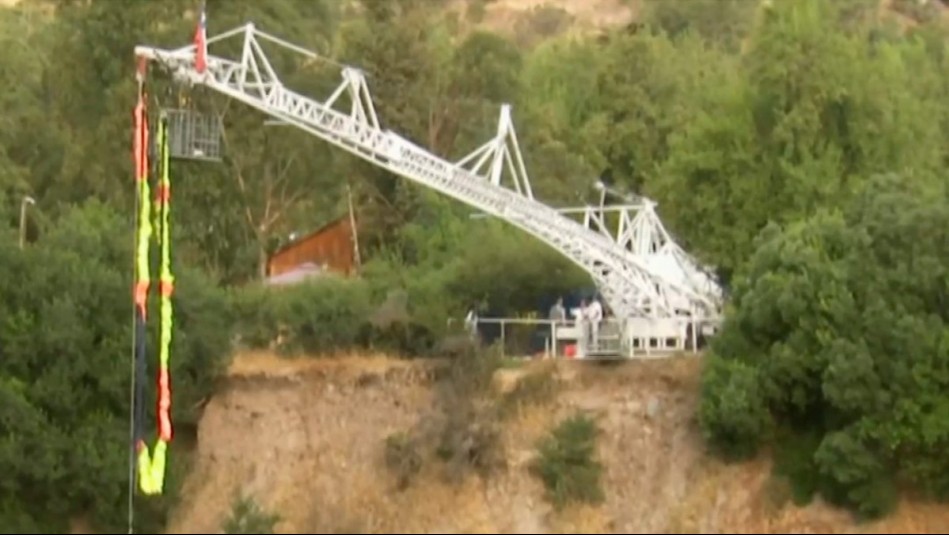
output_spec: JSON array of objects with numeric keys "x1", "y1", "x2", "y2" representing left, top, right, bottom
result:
[
  {"x1": 450, "y1": 317, "x2": 625, "y2": 359},
  {"x1": 473, "y1": 317, "x2": 559, "y2": 358},
  {"x1": 448, "y1": 315, "x2": 702, "y2": 359},
  {"x1": 446, "y1": 316, "x2": 559, "y2": 357}
]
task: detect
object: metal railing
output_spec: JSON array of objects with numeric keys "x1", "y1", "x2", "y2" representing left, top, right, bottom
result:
[
  {"x1": 448, "y1": 316, "x2": 629, "y2": 359},
  {"x1": 473, "y1": 317, "x2": 558, "y2": 358},
  {"x1": 448, "y1": 315, "x2": 705, "y2": 359}
]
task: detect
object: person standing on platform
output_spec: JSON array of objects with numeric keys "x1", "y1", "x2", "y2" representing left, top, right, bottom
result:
[
  {"x1": 587, "y1": 295, "x2": 603, "y2": 350},
  {"x1": 577, "y1": 298, "x2": 589, "y2": 356},
  {"x1": 549, "y1": 297, "x2": 566, "y2": 324},
  {"x1": 547, "y1": 297, "x2": 567, "y2": 358},
  {"x1": 464, "y1": 303, "x2": 479, "y2": 343}
]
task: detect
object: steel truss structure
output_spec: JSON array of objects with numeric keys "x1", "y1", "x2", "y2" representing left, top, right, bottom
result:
[{"x1": 135, "y1": 23, "x2": 724, "y2": 357}]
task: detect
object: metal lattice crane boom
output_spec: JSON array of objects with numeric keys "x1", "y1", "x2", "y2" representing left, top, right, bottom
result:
[{"x1": 135, "y1": 23, "x2": 723, "y2": 351}]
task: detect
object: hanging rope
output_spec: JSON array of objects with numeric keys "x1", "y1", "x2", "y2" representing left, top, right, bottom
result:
[
  {"x1": 129, "y1": 58, "x2": 150, "y2": 533},
  {"x1": 134, "y1": 113, "x2": 176, "y2": 497},
  {"x1": 129, "y1": 64, "x2": 176, "y2": 531}
]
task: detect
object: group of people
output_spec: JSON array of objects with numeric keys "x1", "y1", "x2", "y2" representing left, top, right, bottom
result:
[
  {"x1": 462, "y1": 295, "x2": 607, "y2": 351},
  {"x1": 549, "y1": 295, "x2": 605, "y2": 349}
]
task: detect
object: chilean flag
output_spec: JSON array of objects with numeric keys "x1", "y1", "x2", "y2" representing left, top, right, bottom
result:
[{"x1": 194, "y1": 4, "x2": 207, "y2": 74}]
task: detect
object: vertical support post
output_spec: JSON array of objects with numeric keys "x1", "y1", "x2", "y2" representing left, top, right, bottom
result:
[
  {"x1": 346, "y1": 181, "x2": 361, "y2": 274},
  {"x1": 627, "y1": 322, "x2": 635, "y2": 359},
  {"x1": 691, "y1": 306, "x2": 699, "y2": 355},
  {"x1": 551, "y1": 321, "x2": 558, "y2": 359},
  {"x1": 500, "y1": 320, "x2": 506, "y2": 357},
  {"x1": 488, "y1": 106, "x2": 509, "y2": 188},
  {"x1": 578, "y1": 320, "x2": 587, "y2": 359},
  {"x1": 19, "y1": 196, "x2": 34, "y2": 250},
  {"x1": 645, "y1": 325, "x2": 652, "y2": 357}
]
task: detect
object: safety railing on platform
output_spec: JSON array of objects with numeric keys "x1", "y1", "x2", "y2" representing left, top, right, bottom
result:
[
  {"x1": 448, "y1": 314, "x2": 707, "y2": 359},
  {"x1": 473, "y1": 317, "x2": 558, "y2": 358},
  {"x1": 447, "y1": 316, "x2": 633, "y2": 359}
]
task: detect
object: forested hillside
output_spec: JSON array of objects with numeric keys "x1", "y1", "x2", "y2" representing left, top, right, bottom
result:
[{"x1": 0, "y1": 0, "x2": 946, "y2": 533}]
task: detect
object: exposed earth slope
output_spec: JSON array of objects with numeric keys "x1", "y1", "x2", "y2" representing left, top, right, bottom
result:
[{"x1": 167, "y1": 352, "x2": 948, "y2": 534}]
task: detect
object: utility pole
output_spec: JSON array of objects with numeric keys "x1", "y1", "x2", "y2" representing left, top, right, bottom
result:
[
  {"x1": 19, "y1": 196, "x2": 35, "y2": 250},
  {"x1": 346, "y1": 180, "x2": 362, "y2": 274}
]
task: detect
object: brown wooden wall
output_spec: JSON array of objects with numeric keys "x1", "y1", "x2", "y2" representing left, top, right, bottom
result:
[{"x1": 267, "y1": 217, "x2": 356, "y2": 277}]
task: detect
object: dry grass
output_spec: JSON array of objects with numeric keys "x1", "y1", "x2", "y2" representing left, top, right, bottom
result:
[
  {"x1": 440, "y1": 0, "x2": 636, "y2": 42},
  {"x1": 225, "y1": 349, "x2": 420, "y2": 378}
]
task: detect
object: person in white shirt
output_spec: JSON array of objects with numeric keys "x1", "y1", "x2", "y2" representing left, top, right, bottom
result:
[
  {"x1": 576, "y1": 298, "x2": 589, "y2": 356},
  {"x1": 587, "y1": 297, "x2": 603, "y2": 349},
  {"x1": 464, "y1": 304, "x2": 479, "y2": 342}
]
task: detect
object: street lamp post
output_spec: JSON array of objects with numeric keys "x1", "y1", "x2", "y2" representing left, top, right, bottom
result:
[{"x1": 19, "y1": 196, "x2": 35, "y2": 250}]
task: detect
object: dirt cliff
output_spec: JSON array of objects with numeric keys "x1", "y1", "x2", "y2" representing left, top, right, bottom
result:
[{"x1": 167, "y1": 352, "x2": 949, "y2": 534}]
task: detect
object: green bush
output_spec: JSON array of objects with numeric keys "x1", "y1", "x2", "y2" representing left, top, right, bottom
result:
[
  {"x1": 0, "y1": 201, "x2": 235, "y2": 532},
  {"x1": 700, "y1": 175, "x2": 949, "y2": 519},
  {"x1": 232, "y1": 275, "x2": 371, "y2": 356},
  {"x1": 698, "y1": 356, "x2": 772, "y2": 461},
  {"x1": 0, "y1": 201, "x2": 233, "y2": 532},
  {"x1": 770, "y1": 427, "x2": 825, "y2": 506},
  {"x1": 466, "y1": 0, "x2": 487, "y2": 23},
  {"x1": 498, "y1": 366, "x2": 559, "y2": 419},
  {"x1": 432, "y1": 347, "x2": 506, "y2": 482},
  {"x1": 384, "y1": 431, "x2": 423, "y2": 490},
  {"x1": 169, "y1": 265, "x2": 235, "y2": 426},
  {"x1": 530, "y1": 413, "x2": 604, "y2": 510},
  {"x1": 221, "y1": 495, "x2": 280, "y2": 534},
  {"x1": 813, "y1": 427, "x2": 898, "y2": 518}
]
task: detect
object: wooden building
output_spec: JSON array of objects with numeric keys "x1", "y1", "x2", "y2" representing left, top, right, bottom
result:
[{"x1": 266, "y1": 216, "x2": 359, "y2": 282}]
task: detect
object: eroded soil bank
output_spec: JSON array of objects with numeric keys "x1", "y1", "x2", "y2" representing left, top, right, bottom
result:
[{"x1": 167, "y1": 352, "x2": 948, "y2": 534}]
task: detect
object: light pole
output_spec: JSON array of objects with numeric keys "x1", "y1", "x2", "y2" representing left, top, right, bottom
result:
[{"x1": 19, "y1": 196, "x2": 35, "y2": 250}]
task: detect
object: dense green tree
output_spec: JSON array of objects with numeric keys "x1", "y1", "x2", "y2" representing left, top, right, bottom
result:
[
  {"x1": 700, "y1": 173, "x2": 949, "y2": 517},
  {"x1": 639, "y1": 0, "x2": 759, "y2": 51},
  {"x1": 1, "y1": 0, "x2": 948, "y2": 529},
  {"x1": 516, "y1": 36, "x2": 604, "y2": 203},
  {"x1": 652, "y1": 0, "x2": 946, "y2": 279},
  {"x1": 0, "y1": 200, "x2": 232, "y2": 532}
]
